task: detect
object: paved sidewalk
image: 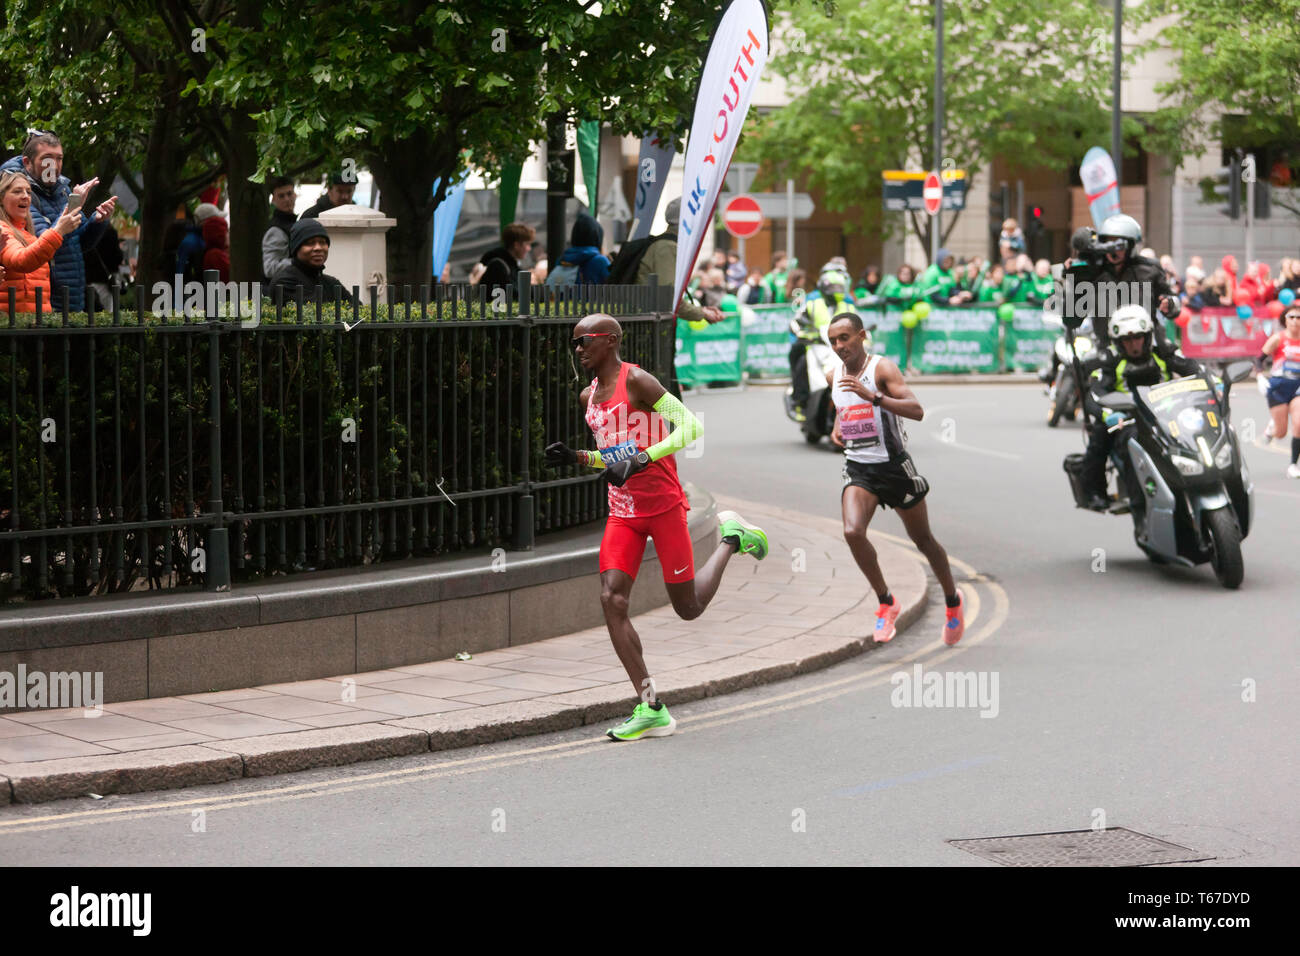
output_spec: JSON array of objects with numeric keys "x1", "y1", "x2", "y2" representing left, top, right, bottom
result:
[{"x1": 0, "y1": 496, "x2": 928, "y2": 804}]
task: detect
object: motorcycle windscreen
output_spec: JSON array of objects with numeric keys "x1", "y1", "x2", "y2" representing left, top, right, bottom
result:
[{"x1": 1136, "y1": 377, "x2": 1225, "y2": 454}]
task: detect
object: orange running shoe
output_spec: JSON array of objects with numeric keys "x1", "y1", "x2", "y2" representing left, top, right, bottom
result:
[
  {"x1": 943, "y1": 592, "x2": 965, "y2": 646},
  {"x1": 873, "y1": 600, "x2": 902, "y2": 643}
]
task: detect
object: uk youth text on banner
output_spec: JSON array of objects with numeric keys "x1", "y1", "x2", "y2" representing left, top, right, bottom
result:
[{"x1": 674, "y1": 0, "x2": 769, "y2": 310}]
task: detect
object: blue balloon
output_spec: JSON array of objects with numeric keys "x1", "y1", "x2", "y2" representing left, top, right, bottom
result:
[
  {"x1": 1280, "y1": 288, "x2": 1297, "y2": 307},
  {"x1": 1236, "y1": 303, "x2": 1253, "y2": 320}
]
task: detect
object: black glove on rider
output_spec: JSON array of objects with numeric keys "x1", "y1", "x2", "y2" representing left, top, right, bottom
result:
[
  {"x1": 544, "y1": 442, "x2": 578, "y2": 468},
  {"x1": 602, "y1": 451, "x2": 650, "y2": 487}
]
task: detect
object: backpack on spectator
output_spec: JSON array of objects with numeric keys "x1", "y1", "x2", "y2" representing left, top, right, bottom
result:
[
  {"x1": 607, "y1": 232, "x2": 671, "y2": 286},
  {"x1": 544, "y1": 262, "x2": 581, "y2": 287}
]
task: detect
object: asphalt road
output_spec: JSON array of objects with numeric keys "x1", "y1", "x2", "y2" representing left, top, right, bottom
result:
[{"x1": 1, "y1": 382, "x2": 1296, "y2": 866}]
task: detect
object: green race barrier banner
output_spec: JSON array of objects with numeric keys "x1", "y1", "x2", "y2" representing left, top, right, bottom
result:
[
  {"x1": 915, "y1": 307, "x2": 999, "y2": 373},
  {"x1": 675, "y1": 314, "x2": 743, "y2": 387},
  {"x1": 1005, "y1": 305, "x2": 1056, "y2": 371},
  {"x1": 740, "y1": 304, "x2": 794, "y2": 377}
]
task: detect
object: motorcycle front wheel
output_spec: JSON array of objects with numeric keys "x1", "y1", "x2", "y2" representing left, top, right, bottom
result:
[
  {"x1": 1047, "y1": 371, "x2": 1073, "y2": 427},
  {"x1": 1204, "y1": 506, "x2": 1244, "y2": 589}
]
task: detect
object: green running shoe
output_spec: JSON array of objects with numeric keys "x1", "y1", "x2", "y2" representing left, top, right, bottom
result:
[
  {"x1": 606, "y1": 701, "x2": 676, "y2": 741},
  {"x1": 717, "y1": 509, "x2": 769, "y2": 560}
]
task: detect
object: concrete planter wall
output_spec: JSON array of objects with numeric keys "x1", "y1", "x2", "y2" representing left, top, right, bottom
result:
[{"x1": 0, "y1": 488, "x2": 716, "y2": 707}]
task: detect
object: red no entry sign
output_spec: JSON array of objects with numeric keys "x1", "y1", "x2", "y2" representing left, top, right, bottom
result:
[
  {"x1": 723, "y1": 194, "x2": 764, "y2": 239},
  {"x1": 923, "y1": 172, "x2": 942, "y2": 216}
]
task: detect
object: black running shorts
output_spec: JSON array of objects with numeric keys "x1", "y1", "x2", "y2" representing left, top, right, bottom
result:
[{"x1": 841, "y1": 454, "x2": 930, "y2": 510}]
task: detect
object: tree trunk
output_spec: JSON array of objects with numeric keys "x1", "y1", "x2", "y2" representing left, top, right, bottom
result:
[
  {"x1": 368, "y1": 129, "x2": 452, "y2": 290},
  {"x1": 224, "y1": 110, "x2": 265, "y2": 284},
  {"x1": 139, "y1": 97, "x2": 184, "y2": 290}
]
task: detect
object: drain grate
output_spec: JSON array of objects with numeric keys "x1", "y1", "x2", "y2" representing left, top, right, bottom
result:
[{"x1": 948, "y1": 828, "x2": 1215, "y2": 867}]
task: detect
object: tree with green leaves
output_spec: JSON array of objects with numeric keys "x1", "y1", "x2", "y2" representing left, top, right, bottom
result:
[
  {"x1": 198, "y1": 0, "x2": 730, "y2": 288},
  {"x1": 742, "y1": 0, "x2": 1117, "y2": 260},
  {"x1": 1138, "y1": 0, "x2": 1300, "y2": 217}
]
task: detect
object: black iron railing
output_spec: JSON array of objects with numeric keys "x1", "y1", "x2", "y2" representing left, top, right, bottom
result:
[{"x1": 0, "y1": 274, "x2": 676, "y2": 601}]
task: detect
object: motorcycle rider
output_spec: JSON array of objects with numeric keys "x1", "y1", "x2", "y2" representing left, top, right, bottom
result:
[
  {"x1": 1064, "y1": 214, "x2": 1180, "y2": 351},
  {"x1": 1078, "y1": 303, "x2": 1203, "y2": 511},
  {"x1": 789, "y1": 264, "x2": 858, "y2": 419}
]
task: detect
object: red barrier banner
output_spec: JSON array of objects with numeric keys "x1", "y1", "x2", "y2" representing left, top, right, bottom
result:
[{"x1": 1179, "y1": 306, "x2": 1274, "y2": 359}]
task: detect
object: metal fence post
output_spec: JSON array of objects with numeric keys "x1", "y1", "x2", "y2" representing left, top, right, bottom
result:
[
  {"x1": 204, "y1": 269, "x2": 231, "y2": 589},
  {"x1": 513, "y1": 271, "x2": 535, "y2": 550}
]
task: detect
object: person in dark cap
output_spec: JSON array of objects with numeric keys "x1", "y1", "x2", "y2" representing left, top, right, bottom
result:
[
  {"x1": 299, "y1": 170, "x2": 357, "y2": 220},
  {"x1": 545, "y1": 213, "x2": 611, "y2": 285},
  {"x1": 267, "y1": 219, "x2": 344, "y2": 299}
]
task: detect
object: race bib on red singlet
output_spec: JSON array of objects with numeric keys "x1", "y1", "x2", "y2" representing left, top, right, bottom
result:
[{"x1": 839, "y1": 403, "x2": 881, "y2": 448}]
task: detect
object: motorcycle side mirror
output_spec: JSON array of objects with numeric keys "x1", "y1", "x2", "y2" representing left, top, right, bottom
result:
[{"x1": 1223, "y1": 360, "x2": 1253, "y2": 384}]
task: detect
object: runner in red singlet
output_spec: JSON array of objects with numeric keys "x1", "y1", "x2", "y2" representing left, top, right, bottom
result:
[
  {"x1": 1260, "y1": 303, "x2": 1300, "y2": 477},
  {"x1": 545, "y1": 314, "x2": 769, "y2": 741}
]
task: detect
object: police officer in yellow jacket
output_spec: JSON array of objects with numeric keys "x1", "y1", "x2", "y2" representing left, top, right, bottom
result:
[
  {"x1": 1079, "y1": 303, "x2": 1203, "y2": 510},
  {"x1": 789, "y1": 265, "x2": 858, "y2": 417}
]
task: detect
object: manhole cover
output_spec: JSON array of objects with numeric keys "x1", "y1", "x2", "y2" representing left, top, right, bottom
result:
[{"x1": 948, "y1": 828, "x2": 1215, "y2": 867}]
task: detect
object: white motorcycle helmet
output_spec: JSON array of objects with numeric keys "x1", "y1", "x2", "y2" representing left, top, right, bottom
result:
[
  {"x1": 1098, "y1": 213, "x2": 1142, "y2": 254},
  {"x1": 1108, "y1": 303, "x2": 1153, "y2": 345}
]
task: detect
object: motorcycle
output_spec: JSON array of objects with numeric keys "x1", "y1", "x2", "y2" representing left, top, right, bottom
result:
[
  {"x1": 1045, "y1": 324, "x2": 1097, "y2": 427},
  {"x1": 1064, "y1": 360, "x2": 1255, "y2": 588},
  {"x1": 783, "y1": 313, "x2": 837, "y2": 444}
]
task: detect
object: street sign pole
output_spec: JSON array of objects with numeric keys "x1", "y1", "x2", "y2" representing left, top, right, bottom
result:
[
  {"x1": 932, "y1": 0, "x2": 943, "y2": 265},
  {"x1": 786, "y1": 178, "x2": 795, "y2": 265}
]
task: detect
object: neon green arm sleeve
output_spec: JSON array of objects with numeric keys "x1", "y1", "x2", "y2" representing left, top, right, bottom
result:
[{"x1": 647, "y1": 392, "x2": 703, "y2": 461}]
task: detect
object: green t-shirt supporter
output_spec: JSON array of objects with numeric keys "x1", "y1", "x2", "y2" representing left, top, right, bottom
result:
[
  {"x1": 1029, "y1": 275, "x2": 1055, "y2": 301},
  {"x1": 762, "y1": 268, "x2": 789, "y2": 304},
  {"x1": 977, "y1": 279, "x2": 1004, "y2": 303},
  {"x1": 877, "y1": 275, "x2": 919, "y2": 305},
  {"x1": 918, "y1": 264, "x2": 956, "y2": 302},
  {"x1": 1002, "y1": 272, "x2": 1033, "y2": 303}
]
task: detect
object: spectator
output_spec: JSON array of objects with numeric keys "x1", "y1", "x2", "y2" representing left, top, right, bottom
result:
[
  {"x1": 478, "y1": 221, "x2": 535, "y2": 290},
  {"x1": 918, "y1": 247, "x2": 958, "y2": 303},
  {"x1": 737, "y1": 269, "x2": 767, "y2": 304},
  {"x1": 625, "y1": 197, "x2": 722, "y2": 324},
  {"x1": 545, "y1": 213, "x2": 610, "y2": 286},
  {"x1": 177, "y1": 203, "x2": 220, "y2": 284},
  {"x1": 83, "y1": 219, "x2": 123, "y2": 310},
  {"x1": 1279, "y1": 258, "x2": 1300, "y2": 294},
  {"x1": 1002, "y1": 253, "x2": 1034, "y2": 302},
  {"x1": 267, "y1": 219, "x2": 343, "y2": 300},
  {"x1": 261, "y1": 176, "x2": 298, "y2": 283},
  {"x1": 1182, "y1": 275, "x2": 1205, "y2": 311},
  {"x1": 698, "y1": 267, "x2": 728, "y2": 309},
  {"x1": 1027, "y1": 258, "x2": 1055, "y2": 303},
  {"x1": 854, "y1": 265, "x2": 882, "y2": 300},
  {"x1": 531, "y1": 259, "x2": 548, "y2": 284},
  {"x1": 299, "y1": 170, "x2": 356, "y2": 220},
  {"x1": 0, "y1": 131, "x2": 116, "y2": 312},
  {"x1": 784, "y1": 267, "x2": 808, "y2": 302},
  {"x1": 1202, "y1": 268, "x2": 1230, "y2": 307},
  {"x1": 0, "y1": 170, "x2": 83, "y2": 313},
  {"x1": 1138, "y1": 246, "x2": 1157, "y2": 261},
  {"x1": 439, "y1": 262, "x2": 452, "y2": 283},
  {"x1": 877, "y1": 263, "x2": 919, "y2": 303},
  {"x1": 202, "y1": 215, "x2": 231, "y2": 282},
  {"x1": 709, "y1": 249, "x2": 728, "y2": 272},
  {"x1": 726, "y1": 251, "x2": 746, "y2": 290},
  {"x1": 977, "y1": 264, "x2": 1005, "y2": 303},
  {"x1": 998, "y1": 218, "x2": 1025, "y2": 262},
  {"x1": 467, "y1": 262, "x2": 487, "y2": 285},
  {"x1": 763, "y1": 252, "x2": 792, "y2": 303}
]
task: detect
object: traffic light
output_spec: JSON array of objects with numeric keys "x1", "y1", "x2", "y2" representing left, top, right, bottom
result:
[
  {"x1": 989, "y1": 181, "x2": 1009, "y2": 236},
  {"x1": 1202, "y1": 155, "x2": 1241, "y2": 220},
  {"x1": 1250, "y1": 151, "x2": 1271, "y2": 219}
]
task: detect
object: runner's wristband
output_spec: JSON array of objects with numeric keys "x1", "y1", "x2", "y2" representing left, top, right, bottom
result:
[
  {"x1": 872, "y1": 392, "x2": 883, "y2": 406},
  {"x1": 646, "y1": 392, "x2": 703, "y2": 461},
  {"x1": 576, "y1": 449, "x2": 606, "y2": 470}
]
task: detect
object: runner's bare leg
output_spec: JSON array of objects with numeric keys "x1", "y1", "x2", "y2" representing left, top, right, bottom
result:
[
  {"x1": 842, "y1": 485, "x2": 888, "y2": 595},
  {"x1": 665, "y1": 539, "x2": 737, "y2": 620},
  {"x1": 895, "y1": 498, "x2": 958, "y2": 597},
  {"x1": 600, "y1": 570, "x2": 652, "y2": 698}
]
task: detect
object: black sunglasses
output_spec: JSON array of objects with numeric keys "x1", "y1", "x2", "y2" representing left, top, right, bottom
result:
[{"x1": 572, "y1": 332, "x2": 616, "y2": 349}]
